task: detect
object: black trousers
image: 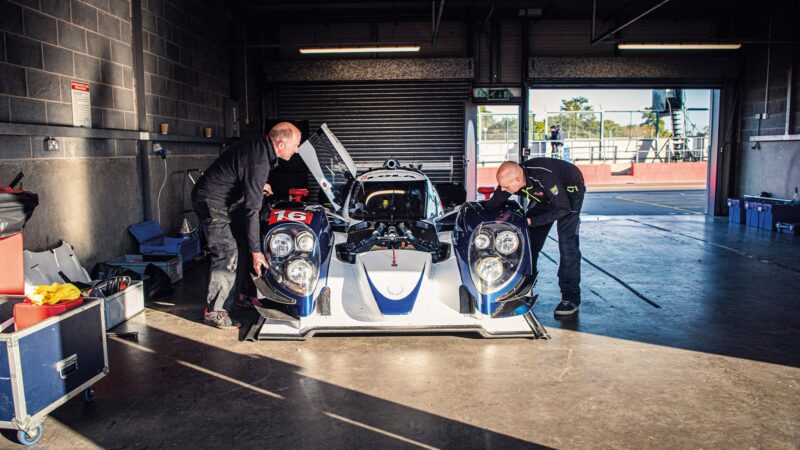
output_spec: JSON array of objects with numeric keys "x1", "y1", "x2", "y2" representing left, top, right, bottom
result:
[
  {"x1": 193, "y1": 201, "x2": 238, "y2": 313},
  {"x1": 529, "y1": 193, "x2": 584, "y2": 303}
]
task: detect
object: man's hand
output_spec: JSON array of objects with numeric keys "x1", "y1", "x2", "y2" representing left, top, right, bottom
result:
[
  {"x1": 252, "y1": 251, "x2": 268, "y2": 275},
  {"x1": 262, "y1": 183, "x2": 273, "y2": 196}
]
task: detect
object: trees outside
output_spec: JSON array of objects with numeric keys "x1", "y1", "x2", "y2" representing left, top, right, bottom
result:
[
  {"x1": 549, "y1": 97, "x2": 601, "y2": 139},
  {"x1": 479, "y1": 105, "x2": 518, "y2": 141}
]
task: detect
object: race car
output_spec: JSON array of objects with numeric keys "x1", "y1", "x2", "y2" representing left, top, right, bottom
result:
[{"x1": 244, "y1": 123, "x2": 548, "y2": 340}]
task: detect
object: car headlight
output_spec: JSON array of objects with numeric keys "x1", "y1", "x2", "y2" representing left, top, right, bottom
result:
[
  {"x1": 476, "y1": 256, "x2": 504, "y2": 283},
  {"x1": 295, "y1": 231, "x2": 315, "y2": 252},
  {"x1": 286, "y1": 259, "x2": 313, "y2": 284},
  {"x1": 270, "y1": 233, "x2": 293, "y2": 257},
  {"x1": 467, "y1": 222, "x2": 524, "y2": 295},
  {"x1": 494, "y1": 230, "x2": 519, "y2": 255},
  {"x1": 472, "y1": 232, "x2": 491, "y2": 250}
]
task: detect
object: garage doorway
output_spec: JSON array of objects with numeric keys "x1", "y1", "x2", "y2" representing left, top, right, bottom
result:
[
  {"x1": 475, "y1": 104, "x2": 520, "y2": 196},
  {"x1": 528, "y1": 88, "x2": 717, "y2": 215}
]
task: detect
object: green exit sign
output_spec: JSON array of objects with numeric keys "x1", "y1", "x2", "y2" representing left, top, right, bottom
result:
[{"x1": 473, "y1": 87, "x2": 517, "y2": 100}]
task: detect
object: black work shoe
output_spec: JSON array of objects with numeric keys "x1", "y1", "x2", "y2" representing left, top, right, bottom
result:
[
  {"x1": 554, "y1": 300, "x2": 579, "y2": 316},
  {"x1": 235, "y1": 294, "x2": 255, "y2": 310},
  {"x1": 204, "y1": 309, "x2": 241, "y2": 330}
]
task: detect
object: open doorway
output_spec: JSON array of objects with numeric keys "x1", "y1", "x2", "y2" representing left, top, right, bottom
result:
[
  {"x1": 475, "y1": 104, "x2": 520, "y2": 197},
  {"x1": 528, "y1": 88, "x2": 716, "y2": 215}
]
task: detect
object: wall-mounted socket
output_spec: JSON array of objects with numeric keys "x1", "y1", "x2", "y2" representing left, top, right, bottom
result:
[{"x1": 43, "y1": 137, "x2": 59, "y2": 152}]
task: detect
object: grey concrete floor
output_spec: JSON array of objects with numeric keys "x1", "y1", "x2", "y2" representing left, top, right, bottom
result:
[{"x1": 13, "y1": 214, "x2": 800, "y2": 449}]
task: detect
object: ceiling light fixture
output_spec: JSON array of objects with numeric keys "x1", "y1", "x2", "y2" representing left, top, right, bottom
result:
[
  {"x1": 299, "y1": 45, "x2": 421, "y2": 54},
  {"x1": 617, "y1": 43, "x2": 742, "y2": 50}
]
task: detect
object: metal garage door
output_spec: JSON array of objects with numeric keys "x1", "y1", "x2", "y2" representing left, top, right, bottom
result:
[{"x1": 275, "y1": 81, "x2": 471, "y2": 188}]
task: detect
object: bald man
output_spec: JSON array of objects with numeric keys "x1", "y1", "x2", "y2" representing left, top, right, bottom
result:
[
  {"x1": 192, "y1": 122, "x2": 302, "y2": 329},
  {"x1": 486, "y1": 158, "x2": 585, "y2": 316}
]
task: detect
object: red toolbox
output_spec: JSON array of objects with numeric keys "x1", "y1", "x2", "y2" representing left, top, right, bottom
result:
[
  {"x1": 13, "y1": 297, "x2": 85, "y2": 331},
  {"x1": 0, "y1": 232, "x2": 24, "y2": 295},
  {"x1": 1, "y1": 178, "x2": 38, "y2": 295}
]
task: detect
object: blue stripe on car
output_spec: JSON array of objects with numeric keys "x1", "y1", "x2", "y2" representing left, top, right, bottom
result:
[{"x1": 363, "y1": 263, "x2": 426, "y2": 315}]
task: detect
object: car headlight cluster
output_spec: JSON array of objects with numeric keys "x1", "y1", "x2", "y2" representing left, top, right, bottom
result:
[
  {"x1": 468, "y1": 224, "x2": 524, "y2": 294},
  {"x1": 269, "y1": 231, "x2": 316, "y2": 257},
  {"x1": 472, "y1": 230, "x2": 519, "y2": 255},
  {"x1": 263, "y1": 224, "x2": 319, "y2": 296}
]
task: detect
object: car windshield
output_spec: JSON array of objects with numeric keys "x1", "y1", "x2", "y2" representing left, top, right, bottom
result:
[{"x1": 350, "y1": 180, "x2": 428, "y2": 220}]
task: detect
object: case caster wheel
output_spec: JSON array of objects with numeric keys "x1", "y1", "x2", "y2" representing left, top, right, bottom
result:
[
  {"x1": 83, "y1": 386, "x2": 95, "y2": 402},
  {"x1": 17, "y1": 424, "x2": 42, "y2": 446}
]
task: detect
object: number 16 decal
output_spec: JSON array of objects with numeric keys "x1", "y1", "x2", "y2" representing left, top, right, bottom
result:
[{"x1": 269, "y1": 209, "x2": 313, "y2": 225}]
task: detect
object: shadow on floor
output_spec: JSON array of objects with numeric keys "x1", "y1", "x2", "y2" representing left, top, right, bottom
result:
[{"x1": 48, "y1": 325, "x2": 551, "y2": 449}]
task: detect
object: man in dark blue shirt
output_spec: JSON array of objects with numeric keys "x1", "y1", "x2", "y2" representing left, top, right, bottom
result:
[
  {"x1": 486, "y1": 158, "x2": 585, "y2": 316},
  {"x1": 192, "y1": 122, "x2": 301, "y2": 329}
]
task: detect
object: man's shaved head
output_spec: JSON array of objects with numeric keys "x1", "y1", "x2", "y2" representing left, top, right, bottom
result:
[
  {"x1": 496, "y1": 161, "x2": 526, "y2": 194},
  {"x1": 269, "y1": 122, "x2": 302, "y2": 161}
]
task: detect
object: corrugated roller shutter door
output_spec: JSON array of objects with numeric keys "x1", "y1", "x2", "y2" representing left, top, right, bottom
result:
[{"x1": 275, "y1": 81, "x2": 470, "y2": 195}]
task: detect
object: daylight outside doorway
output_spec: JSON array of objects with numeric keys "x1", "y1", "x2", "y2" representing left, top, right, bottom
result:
[{"x1": 527, "y1": 88, "x2": 715, "y2": 215}]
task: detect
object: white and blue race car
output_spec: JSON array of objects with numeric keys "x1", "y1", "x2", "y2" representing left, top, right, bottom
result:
[{"x1": 245, "y1": 124, "x2": 548, "y2": 340}]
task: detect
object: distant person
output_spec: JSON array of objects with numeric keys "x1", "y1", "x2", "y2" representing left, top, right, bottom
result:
[
  {"x1": 554, "y1": 125, "x2": 564, "y2": 158},
  {"x1": 549, "y1": 125, "x2": 559, "y2": 157},
  {"x1": 486, "y1": 158, "x2": 586, "y2": 316}
]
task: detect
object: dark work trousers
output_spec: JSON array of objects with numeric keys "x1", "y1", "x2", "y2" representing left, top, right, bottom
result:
[
  {"x1": 194, "y1": 201, "x2": 238, "y2": 313},
  {"x1": 529, "y1": 192, "x2": 584, "y2": 303}
]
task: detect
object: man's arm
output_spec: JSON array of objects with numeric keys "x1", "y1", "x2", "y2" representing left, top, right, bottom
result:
[
  {"x1": 242, "y1": 154, "x2": 271, "y2": 275},
  {"x1": 485, "y1": 186, "x2": 511, "y2": 209},
  {"x1": 528, "y1": 175, "x2": 572, "y2": 227}
]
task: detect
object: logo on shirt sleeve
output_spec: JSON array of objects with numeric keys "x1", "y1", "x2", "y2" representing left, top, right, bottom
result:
[{"x1": 550, "y1": 185, "x2": 559, "y2": 195}]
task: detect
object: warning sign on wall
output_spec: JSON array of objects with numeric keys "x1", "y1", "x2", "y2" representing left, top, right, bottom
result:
[{"x1": 71, "y1": 81, "x2": 91, "y2": 128}]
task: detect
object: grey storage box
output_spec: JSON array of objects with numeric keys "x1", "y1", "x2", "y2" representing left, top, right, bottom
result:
[
  {"x1": 0, "y1": 297, "x2": 108, "y2": 445},
  {"x1": 105, "y1": 254, "x2": 183, "y2": 284},
  {"x1": 84, "y1": 280, "x2": 145, "y2": 330}
]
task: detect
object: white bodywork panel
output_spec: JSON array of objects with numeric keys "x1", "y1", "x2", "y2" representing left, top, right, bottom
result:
[{"x1": 257, "y1": 231, "x2": 539, "y2": 339}]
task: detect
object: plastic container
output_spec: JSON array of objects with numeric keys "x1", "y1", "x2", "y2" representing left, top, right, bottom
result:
[
  {"x1": 128, "y1": 221, "x2": 200, "y2": 266},
  {"x1": 744, "y1": 200, "x2": 761, "y2": 228},
  {"x1": 84, "y1": 280, "x2": 145, "y2": 330},
  {"x1": 726, "y1": 198, "x2": 745, "y2": 224},
  {"x1": 13, "y1": 297, "x2": 85, "y2": 331},
  {"x1": 0, "y1": 232, "x2": 24, "y2": 295},
  {"x1": 105, "y1": 254, "x2": 183, "y2": 284},
  {"x1": 776, "y1": 222, "x2": 800, "y2": 235}
]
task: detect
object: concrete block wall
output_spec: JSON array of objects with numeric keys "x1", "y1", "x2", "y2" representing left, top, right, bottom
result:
[
  {"x1": 0, "y1": 0, "x2": 231, "y2": 268},
  {"x1": 141, "y1": 0, "x2": 228, "y2": 138},
  {"x1": 0, "y1": 0, "x2": 136, "y2": 129},
  {"x1": 738, "y1": 43, "x2": 800, "y2": 200}
]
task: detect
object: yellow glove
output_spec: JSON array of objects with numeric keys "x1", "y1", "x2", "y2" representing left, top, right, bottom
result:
[{"x1": 27, "y1": 283, "x2": 82, "y2": 305}]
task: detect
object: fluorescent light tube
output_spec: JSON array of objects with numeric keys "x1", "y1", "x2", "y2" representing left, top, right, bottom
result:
[
  {"x1": 617, "y1": 43, "x2": 742, "y2": 50},
  {"x1": 299, "y1": 45, "x2": 421, "y2": 54}
]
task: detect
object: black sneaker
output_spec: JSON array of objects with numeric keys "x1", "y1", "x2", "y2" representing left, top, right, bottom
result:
[
  {"x1": 554, "y1": 300, "x2": 579, "y2": 316},
  {"x1": 203, "y1": 309, "x2": 241, "y2": 330},
  {"x1": 235, "y1": 294, "x2": 256, "y2": 310}
]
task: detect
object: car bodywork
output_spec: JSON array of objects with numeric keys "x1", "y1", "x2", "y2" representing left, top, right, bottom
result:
[{"x1": 245, "y1": 124, "x2": 548, "y2": 340}]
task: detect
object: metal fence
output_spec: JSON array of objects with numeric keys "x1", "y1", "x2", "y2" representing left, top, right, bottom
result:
[
  {"x1": 477, "y1": 109, "x2": 710, "y2": 165},
  {"x1": 529, "y1": 136, "x2": 708, "y2": 163}
]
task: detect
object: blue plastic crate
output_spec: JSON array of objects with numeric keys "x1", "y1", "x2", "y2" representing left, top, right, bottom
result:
[
  {"x1": 726, "y1": 198, "x2": 745, "y2": 224},
  {"x1": 744, "y1": 201, "x2": 761, "y2": 228},
  {"x1": 776, "y1": 222, "x2": 800, "y2": 235},
  {"x1": 128, "y1": 221, "x2": 200, "y2": 264}
]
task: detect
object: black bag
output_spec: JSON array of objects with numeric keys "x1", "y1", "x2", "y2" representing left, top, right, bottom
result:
[
  {"x1": 91, "y1": 262, "x2": 173, "y2": 300},
  {"x1": 144, "y1": 263, "x2": 174, "y2": 299},
  {"x1": 0, "y1": 188, "x2": 38, "y2": 238},
  {"x1": 91, "y1": 262, "x2": 143, "y2": 281}
]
